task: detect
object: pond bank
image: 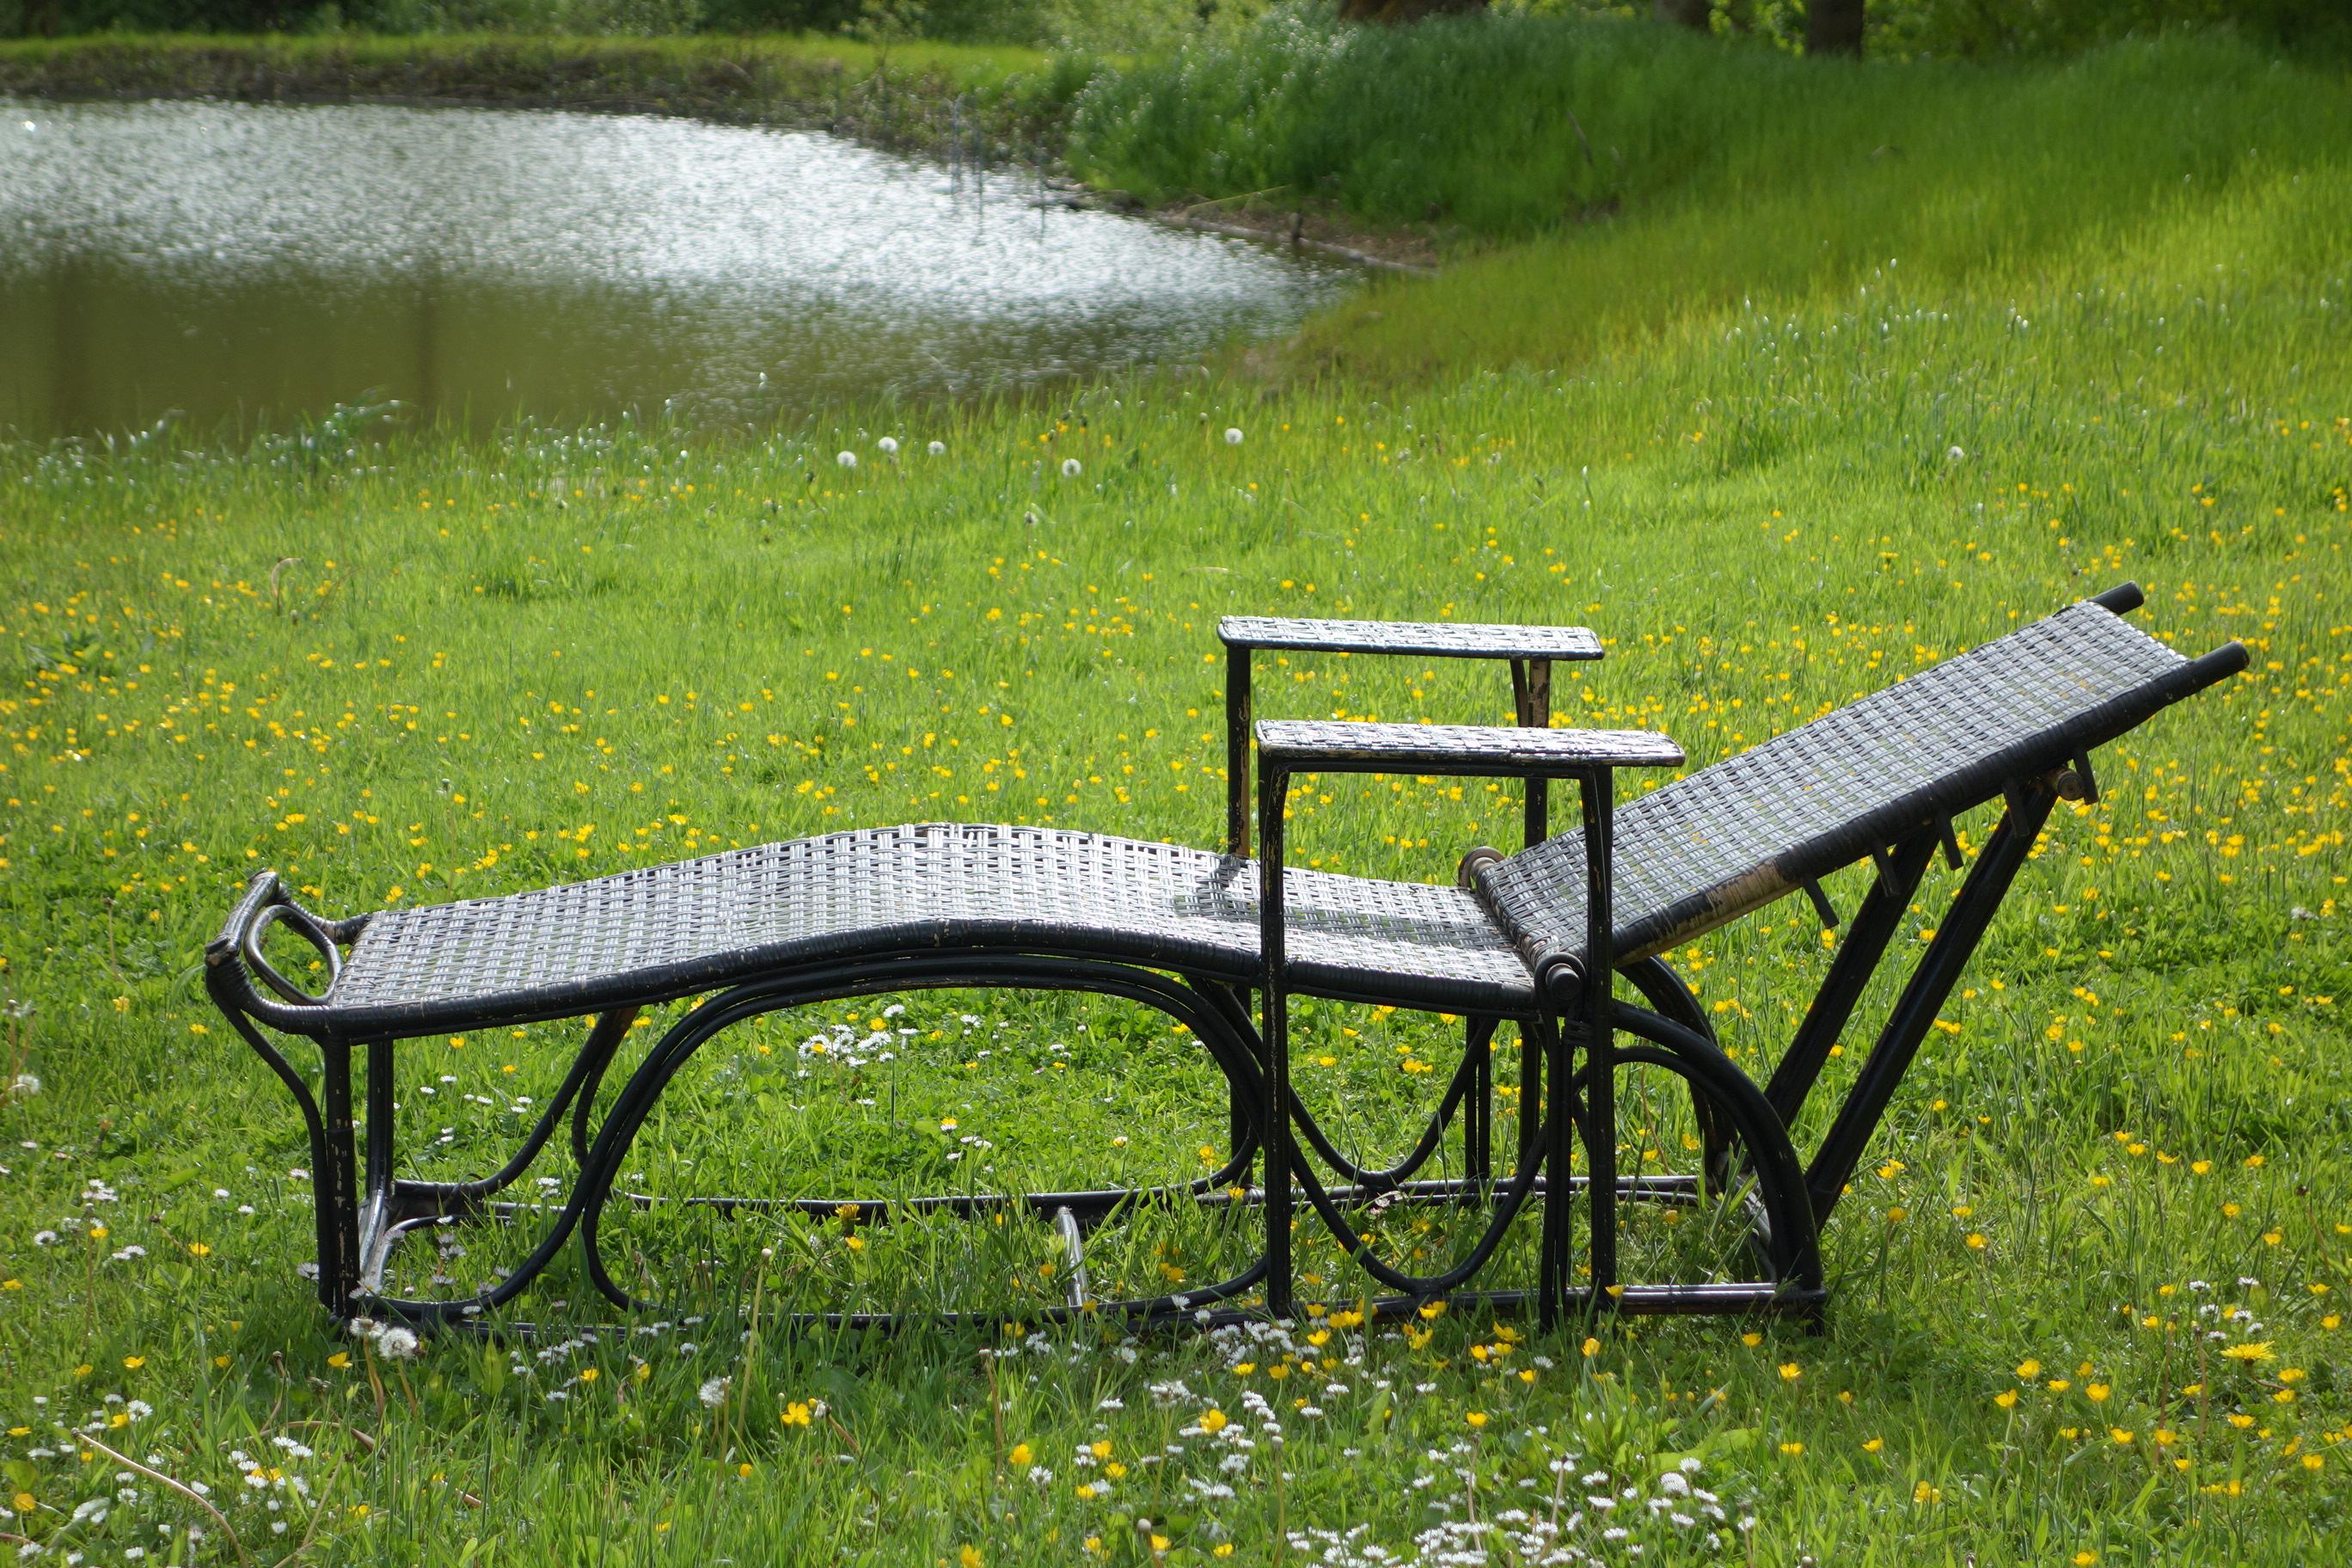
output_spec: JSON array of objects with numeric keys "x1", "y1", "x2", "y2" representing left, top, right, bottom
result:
[{"x1": 0, "y1": 33, "x2": 1072, "y2": 162}]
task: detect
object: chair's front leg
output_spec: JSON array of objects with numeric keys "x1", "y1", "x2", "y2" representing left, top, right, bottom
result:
[
  {"x1": 317, "y1": 1039, "x2": 362, "y2": 1319},
  {"x1": 1578, "y1": 770, "x2": 1618, "y2": 1313},
  {"x1": 1257, "y1": 760, "x2": 1294, "y2": 1319},
  {"x1": 358, "y1": 1040, "x2": 398, "y2": 1295},
  {"x1": 1536, "y1": 1011, "x2": 1571, "y2": 1330},
  {"x1": 1461, "y1": 1015, "x2": 1495, "y2": 1202}
]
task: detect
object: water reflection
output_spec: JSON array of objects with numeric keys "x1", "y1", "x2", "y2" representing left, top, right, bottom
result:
[{"x1": 0, "y1": 100, "x2": 1346, "y2": 438}]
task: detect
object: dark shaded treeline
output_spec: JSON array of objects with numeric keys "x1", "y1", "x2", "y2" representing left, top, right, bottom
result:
[{"x1": 6, "y1": 0, "x2": 2349, "y2": 58}]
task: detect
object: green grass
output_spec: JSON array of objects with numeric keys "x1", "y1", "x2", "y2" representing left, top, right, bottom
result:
[
  {"x1": 1069, "y1": 14, "x2": 2351, "y2": 248},
  {"x1": 2, "y1": 15, "x2": 2349, "y2": 1568}
]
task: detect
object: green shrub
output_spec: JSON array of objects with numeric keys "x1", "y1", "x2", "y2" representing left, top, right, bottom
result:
[{"x1": 1069, "y1": 4, "x2": 2351, "y2": 238}]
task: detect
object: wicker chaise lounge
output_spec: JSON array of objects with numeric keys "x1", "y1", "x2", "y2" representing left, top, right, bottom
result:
[{"x1": 207, "y1": 583, "x2": 2243, "y2": 1332}]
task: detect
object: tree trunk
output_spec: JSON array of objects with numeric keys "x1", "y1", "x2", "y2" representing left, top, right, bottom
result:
[
  {"x1": 1338, "y1": 0, "x2": 1489, "y2": 21},
  {"x1": 1806, "y1": 0, "x2": 1865, "y2": 56},
  {"x1": 1654, "y1": 0, "x2": 1712, "y2": 32}
]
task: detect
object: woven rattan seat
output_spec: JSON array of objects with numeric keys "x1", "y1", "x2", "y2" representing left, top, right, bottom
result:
[{"x1": 322, "y1": 824, "x2": 1536, "y2": 1037}]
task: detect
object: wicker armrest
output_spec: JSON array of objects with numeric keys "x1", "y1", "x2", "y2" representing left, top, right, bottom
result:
[
  {"x1": 1255, "y1": 720, "x2": 1676, "y2": 1003},
  {"x1": 1220, "y1": 618, "x2": 1602, "y2": 859},
  {"x1": 1218, "y1": 616, "x2": 1601, "y2": 661},
  {"x1": 1255, "y1": 720, "x2": 1682, "y2": 779},
  {"x1": 1253, "y1": 720, "x2": 1669, "y2": 1032}
]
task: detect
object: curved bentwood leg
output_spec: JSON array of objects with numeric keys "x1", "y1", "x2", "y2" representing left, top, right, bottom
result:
[
  {"x1": 206, "y1": 967, "x2": 347, "y2": 1314},
  {"x1": 1591, "y1": 1004, "x2": 1822, "y2": 1304},
  {"x1": 1204, "y1": 973, "x2": 1820, "y2": 1326},
  {"x1": 1271, "y1": 1003, "x2": 1818, "y2": 1326},
  {"x1": 343, "y1": 955, "x2": 1271, "y2": 1331},
  {"x1": 349, "y1": 1007, "x2": 640, "y2": 1299},
  {"x1": 224, "y1": 949, "x2": 1820, "y2": 1332}
]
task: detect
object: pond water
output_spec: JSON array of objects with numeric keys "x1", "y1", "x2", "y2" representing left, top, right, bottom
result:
[{"x1": 0, "y1": 99, "x2": 1347, "y2": 440}]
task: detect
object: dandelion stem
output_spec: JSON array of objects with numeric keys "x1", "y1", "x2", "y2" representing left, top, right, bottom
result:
[{"x1": 80, "y1": 1431, "x2": 254, "y2": 1568}]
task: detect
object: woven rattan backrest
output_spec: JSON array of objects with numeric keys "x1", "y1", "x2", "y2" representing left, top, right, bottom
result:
[{"x1": 1477, "y1": 598, "x2": 2227, "y2": 965}]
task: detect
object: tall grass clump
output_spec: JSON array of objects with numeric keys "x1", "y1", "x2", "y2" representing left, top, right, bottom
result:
[
  {"x1": 1070, "y1": 5, "x2": 2351, "y2": 242},
  {"x1": 1070, "y1": 4, "x2": 1774, "y2": 232}
]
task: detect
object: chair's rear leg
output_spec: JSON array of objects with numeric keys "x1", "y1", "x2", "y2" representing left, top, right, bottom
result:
[
  {"x1": 357, "y1": 1040, "x2": 398, "y2": 1295},
  {"x1": 1804, "y1": 781, "x2": 2057, "y2": 1221},
  {"x1": 1210, "y1": 981, "x2": 1258, "y2": 1190},
  {"x1": 1534, "y1": 1012, "x2": 1572, "y2": 1330},
  {"x1": 1517, "y1": 1014, "x2": 1542, "y2": 1172},
  {"x1": 1764, "y1": 834, "x2": 1934, "y2": 1130},
  {"x1": 1462, "y1": 1015, "x2": 1496, "y2": 1203},
  {"x1": 318, "y1": 1040, "x2": 362, "y2": 1319}
]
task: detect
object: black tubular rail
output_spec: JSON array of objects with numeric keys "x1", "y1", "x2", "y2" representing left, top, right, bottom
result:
[{"x1": 203, "y1": 585, "x2": 2245, "y2": 1336}]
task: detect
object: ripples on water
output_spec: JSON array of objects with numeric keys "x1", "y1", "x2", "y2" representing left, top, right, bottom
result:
[{"x1": 0, "y1": 100, "x2": 1348, "y2": 438}]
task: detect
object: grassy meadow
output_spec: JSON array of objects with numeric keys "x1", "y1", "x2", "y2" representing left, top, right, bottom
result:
[{"x1": 2, "y1": 13, "x2": 2349, "y2": 1567}]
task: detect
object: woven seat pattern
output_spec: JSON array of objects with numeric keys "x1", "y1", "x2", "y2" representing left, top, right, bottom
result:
[
  {"x1": 322, "y1": 824, "x2": 1534, "y2": 1036},
  {"x1": 1478, "y1": 601, "x2": 2195, "y2": 965}
]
